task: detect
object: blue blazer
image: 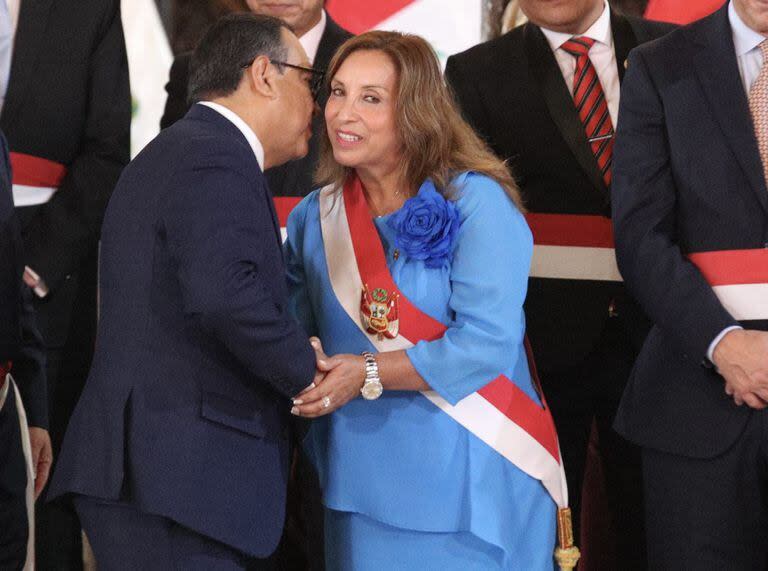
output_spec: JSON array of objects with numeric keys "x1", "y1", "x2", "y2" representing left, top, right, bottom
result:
[
  {"x1": 612, "y1": 5, "x2": 768, "y2": 459},
  {"x1": 50, "y1": 105, "x2": 316, "y2": 557}
]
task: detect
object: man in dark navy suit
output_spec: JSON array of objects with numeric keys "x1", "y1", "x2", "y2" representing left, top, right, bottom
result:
[
  {"x1": 612, "y1": 1, "x2": 768, "y2": 568},
  {"x1": 49, "y1": 14, "x2": 319, "y2": 569},
  {"x1": 0, "y1": 131, "x2": 48, "y2": 569}
]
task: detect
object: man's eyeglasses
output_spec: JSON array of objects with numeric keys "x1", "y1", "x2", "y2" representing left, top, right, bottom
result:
[{"x1": 242, "y1": 59, "x2": 325, "y2": 100}]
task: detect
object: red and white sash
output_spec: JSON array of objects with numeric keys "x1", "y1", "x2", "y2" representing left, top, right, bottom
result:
[
  {"x1": 317, "y1": 178, "x2": 569, "y2": 508},
  {"x1": 527, "y1": 213, "x2": 622, "y2": 282},
  {"x1": 690, "y1": 248, "x2": 768, "y2": 321},
  {"x1": 0, "y1": 372, "x2": 36, "y2": 570},
  {"x1": 10, "y1": 152, "x2": 67, "y2": 207}
]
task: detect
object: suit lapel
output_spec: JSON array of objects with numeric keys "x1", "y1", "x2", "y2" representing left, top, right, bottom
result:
[
  {"x1": 691, "y1": 6, "x2": 768, "y2": 214},
  {"x1": 611, "y1": 11, "x2": 638, "y2": 84},
  {"x1": 524, "y1": 23, "x2": 609, "y2": 198},
  {"x1": 2, "y1": 0, "x2": 56, "y2": 125}
]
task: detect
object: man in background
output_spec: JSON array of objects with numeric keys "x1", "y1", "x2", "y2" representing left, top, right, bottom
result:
[
  {"x1": 445, "y1": 0, "x2": 672, "y2": 566},
  {"x1": 0, "y1": 0, "x2": 131, "y2": 568},
  {"x1": 161, "y1": 0, "x2": 352, "y2": 199},
  {"x1": 0, "y1": 130, "x2": 48, "y2": 570},
  {"x1": 612, "y1": 1, "x2": 768, "y2": 567}
]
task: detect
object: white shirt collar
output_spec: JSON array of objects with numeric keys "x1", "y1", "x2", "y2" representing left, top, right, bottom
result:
[
  {"x1": 198, "y1": 101, "x2": 265, "y2": 171},
  {"x1": 299, "y1": 9, "x2": 326, "y2": 65},
  {"x1": 540, "y1": 1, "x2": 613, "y2": 52},
  {"x1": 729, "y1": 1, "x2": 766, "y2": 57}
]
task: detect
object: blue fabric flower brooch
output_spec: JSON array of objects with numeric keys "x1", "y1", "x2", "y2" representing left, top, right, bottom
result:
[{"x1": 387, "y1": 186, "x2": 460, "y2": 269}]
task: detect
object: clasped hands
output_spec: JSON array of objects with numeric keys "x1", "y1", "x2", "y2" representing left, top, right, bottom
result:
[
  {"x1": 291, "y1": 337, "x2": 366, "y2": 418},
  {"x1": 713, "y1": 329, "x2": 768, "y2": 410}
]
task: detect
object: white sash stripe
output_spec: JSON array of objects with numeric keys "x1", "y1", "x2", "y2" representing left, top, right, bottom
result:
[
  {"x1": 0, "y1": 376, "x2": 36, "y2": 570},
  {"x1": 530, "y1": 245, "x2": 623, "y2": 282},
  {"x1": 318, "y1": 187, "x2": 568, "y2": 507},
  {"x1": 12, "y1": 184, "x2": 58, "y2": 207},
  {"x1": 713, "y1": 283, "x2": 768, "y2": 321}
]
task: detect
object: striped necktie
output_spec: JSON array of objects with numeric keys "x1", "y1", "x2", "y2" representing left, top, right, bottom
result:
[
  {"x1": 561, "y1": 36, "x2": 614, "y2": 187},
  {"x1": 749, "y1": 40, "x2": 768, "y2": 188},
  {"x1": 0, "y1": 0, "x2": 11, "y2": 111}
]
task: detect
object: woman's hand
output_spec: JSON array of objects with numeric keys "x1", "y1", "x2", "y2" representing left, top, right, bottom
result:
[{"x1": 291, "y1": 339, "x2": 366, "y2": 418}]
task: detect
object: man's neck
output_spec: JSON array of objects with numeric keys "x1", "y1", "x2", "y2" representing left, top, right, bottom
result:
[{"x1": 295, "y1": 11, "x2": 323, "y2": 38}]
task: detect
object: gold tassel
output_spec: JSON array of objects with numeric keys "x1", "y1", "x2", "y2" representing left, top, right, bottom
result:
[{"x1": 554, "y1": 507, "x2": 581, "y2": 571}]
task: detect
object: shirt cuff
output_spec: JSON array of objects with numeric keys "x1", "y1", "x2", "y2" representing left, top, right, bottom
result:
[{"x1": 707, "y1": 325, "x2": 743, "y2": 363}]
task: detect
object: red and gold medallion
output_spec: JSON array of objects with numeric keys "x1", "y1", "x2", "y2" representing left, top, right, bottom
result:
[{"x1": 360, "y1": 284, "x2": 399, "y2": 340}]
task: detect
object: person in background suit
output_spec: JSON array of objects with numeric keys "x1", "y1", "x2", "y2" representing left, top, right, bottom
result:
[
  {"x1": 445, "y1": 1, "x2": 673, "y2": 567},
  {"x1": 49, "y1": 14, "x2": 320, "y2": 570},
  {"x1": 612, "y1": 1, "x2": 768, "y2": 568},
  {"x1": 0, "y1": 0, "x2": 131, "y2": 568},
  {"x1": 0, "y1": 130, "x2": 48, "y2": 571},
  {"x1": 161, "y1": 0, "x2": 352, "y2": 199}
]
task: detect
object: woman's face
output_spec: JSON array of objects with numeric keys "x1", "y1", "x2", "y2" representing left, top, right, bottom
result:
[{"x1": 325, "y1": 50, "x2": 402, "y2": 176}]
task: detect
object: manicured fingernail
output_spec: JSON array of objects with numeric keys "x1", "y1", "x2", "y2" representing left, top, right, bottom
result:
[
  {"x1": 293, "y1": 399, "x2": 303, "y2": 405},
  {"x1": 291, "y1": 406, "x2": 300, "y2": 415},
  {"x1": 318, "y1": 359, "x2": 327, "y2": 367},
  {"x1": 311, "y1": 340, "x2": 320, "y2": 348}
]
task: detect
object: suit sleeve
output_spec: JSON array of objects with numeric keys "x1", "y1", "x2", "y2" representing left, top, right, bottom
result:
[
  {"x1": 612, "y1": 49, "x2": 738, "y2": 362},
  {"x1": 13, "y1": 287, "x2": 47, "y2": 429},
  {"x1": 164, "y1": 154, "x2": 316, "y2": 399},
  {"x1": 160, "y1": 54, "x2": 192, "y2": 130},
  {"x1": 0, "y1": 134, "x2": 47, "y2": 429},
  {"x1": 22, "y1": 0, "x2": 131, "y2": 292},
  {"x1": 444, "y1": 55, "x2": 493, "y2": 142}
]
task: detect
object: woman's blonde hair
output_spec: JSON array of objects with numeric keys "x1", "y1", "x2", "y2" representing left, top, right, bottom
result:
[{"x1": 314, "y1": 31, "x2": 523, "y2": 210}]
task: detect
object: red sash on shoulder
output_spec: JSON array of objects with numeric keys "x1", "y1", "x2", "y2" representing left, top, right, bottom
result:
[
  {"x1": 318, "y1": 176, "x2": 569, "y2": 508},
  {"x1": 10, "y1": 152, "x2": 67, "y2": 207}
]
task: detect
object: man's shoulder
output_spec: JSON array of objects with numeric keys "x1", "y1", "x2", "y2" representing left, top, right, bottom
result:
[
  {"x1": 323, "y1": 15, "x2": 354, "y2": 49},
  {"x1": 447, "y1": 25, "x2": 527, "y2": 75},
  {"x1": 625, "y1": 14, "x2": 678, "y2": 43}
]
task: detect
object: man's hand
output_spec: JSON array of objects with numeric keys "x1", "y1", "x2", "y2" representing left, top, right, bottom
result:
[
  {"x1": 713, "y1": 329, "x2": 768, "y2": 409},
  {"x1": 28, "y1": 427, "x2": 53, "y2": 499}
]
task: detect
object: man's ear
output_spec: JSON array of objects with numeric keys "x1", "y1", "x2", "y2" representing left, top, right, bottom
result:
[{"x1": 247, "y1": 55, "x2": 278, "y2": 99}]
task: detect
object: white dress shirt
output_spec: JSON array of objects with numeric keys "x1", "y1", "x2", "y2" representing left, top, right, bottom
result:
[
  {"x1": 540, "y1": 1, "x2": 620, "y2": 128},
  {"x1": 730, "y1": 0, "x2": 766, "y2": 93},
  {"x1": 299, "y1": 9, "x2": 326, "y2": 66},
  {"x1": 199, "y1": 101, "x2": 265, "y2": 171},
  {"x1": 707, "y1": 2, "x2": 768, "y2": 361}
]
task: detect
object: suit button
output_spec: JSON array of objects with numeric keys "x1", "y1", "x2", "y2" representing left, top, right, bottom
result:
[{"x1": 608, "y1": 298, "x2": 619, "y2": 318}]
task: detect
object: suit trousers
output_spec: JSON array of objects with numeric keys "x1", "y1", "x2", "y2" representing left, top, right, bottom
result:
[
  {"x1": 0, "y1": 384, "x2": 28, "y2": 571},
  {"x1": 74, "y1": 496, "x2": 276, "y2": 571},
  {"x1": 643, "y1": 409, "x2": 768, "y2": 570},
  {"x1": 541, "y1": 314, "x2": 645, "y2": 569}
]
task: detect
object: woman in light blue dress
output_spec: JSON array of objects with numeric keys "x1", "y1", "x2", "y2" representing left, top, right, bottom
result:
[{"x1": 285, "y1": 31, "x2": 560, "y2": 570}]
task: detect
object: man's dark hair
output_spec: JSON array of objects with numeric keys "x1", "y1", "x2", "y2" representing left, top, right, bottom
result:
[{"x1": 188, "y1": 13, "x2": 291, "y2": 103}]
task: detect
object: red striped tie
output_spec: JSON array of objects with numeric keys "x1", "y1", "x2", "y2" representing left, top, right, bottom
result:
[{"x1": 561, "y1": 36, "x2": 614, "y2": 187}]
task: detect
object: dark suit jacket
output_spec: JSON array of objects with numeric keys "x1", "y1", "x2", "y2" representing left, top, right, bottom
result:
[
  {"x1": 1, "y1": 0, "x2": 131, "y2": 346},
  {"x1": 611, "y1": 4, "x2": 768, "y2": 458},
  {"x1": 0, "y1": 131, "x2": 46, "y2": 570},
  {"x1": 445, "y1": 13, "x2": 673, "y2": 373},
  {"x1": 0, "y1": 133, "x2": 46, "y2": 428},
  {"x1": 50, "y1": 105, "x2": 317, "y2": 557},
  {"x1": 160, "y1": 14, "x2": 352, "y2": 198}
]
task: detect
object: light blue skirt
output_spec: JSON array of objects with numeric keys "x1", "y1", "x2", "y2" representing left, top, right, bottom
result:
[{"x1": 325, "y1": 509, "x2": 513, "y2": 570}]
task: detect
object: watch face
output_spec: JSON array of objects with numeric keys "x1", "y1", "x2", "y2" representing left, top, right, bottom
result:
[{"x1": 361, "y1": 381, "x2": 383, "y2": 400}]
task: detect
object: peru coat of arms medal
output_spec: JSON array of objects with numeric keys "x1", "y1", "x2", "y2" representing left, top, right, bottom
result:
[{"x1": 360, "y1": 284, "x2": 399, "y2": 340}]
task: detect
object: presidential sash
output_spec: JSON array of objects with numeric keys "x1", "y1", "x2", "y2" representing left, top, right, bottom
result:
[
  {"x1": 690, "y1": 248, "x2": 768, "y2": 321},
  {"x1": 317, "y1": 178, "x2": 569, "y2": 509},
  {"x1": 10, "y1": 152, "x2": 67, "y2": 207}
]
